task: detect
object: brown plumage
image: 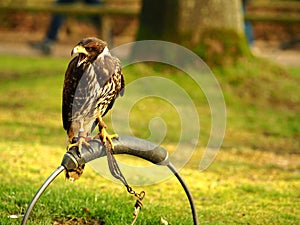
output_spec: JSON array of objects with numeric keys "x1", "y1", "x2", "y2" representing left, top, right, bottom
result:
[{"x1": 62, "y1": 37, "x2": 125, "y2": 180}]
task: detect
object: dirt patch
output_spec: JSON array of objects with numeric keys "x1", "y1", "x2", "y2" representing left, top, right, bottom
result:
[{"x1": 54, "y1": 218, "x2": 103, "y2": 225}]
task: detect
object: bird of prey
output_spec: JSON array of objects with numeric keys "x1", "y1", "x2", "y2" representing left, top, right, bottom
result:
[{"x1": 62, "y1": 37, "x2": 125, "y2": 181}]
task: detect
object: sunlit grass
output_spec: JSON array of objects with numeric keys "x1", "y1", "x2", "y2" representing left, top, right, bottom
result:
[{"x1": 0, "y1": 55, "x2": 299, "y2": 224}]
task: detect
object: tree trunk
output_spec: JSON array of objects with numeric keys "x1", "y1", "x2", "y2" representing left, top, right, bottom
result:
[
  {"x1": 136, "y1": 0, "x2": 180, "y2": 42},
  {"x1": 136, "y1": 0, "x2": 251, "y2": 66}
]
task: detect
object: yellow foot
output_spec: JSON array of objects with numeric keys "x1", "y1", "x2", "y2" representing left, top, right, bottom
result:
[
  {"x1": 98, "y1": 127, "x2": 118, "y2": 149},
  {"x1": 67, "y1": 136, "x2": 90, "y2": 153}
]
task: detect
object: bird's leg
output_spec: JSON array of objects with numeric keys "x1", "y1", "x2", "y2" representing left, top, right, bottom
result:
[
  {"x1": 95, "y1": 117, "x2": 129, "y2": 187},
  {"x1": 95, "y1": 117, "x2": 118, "y2": 149},
  {"x1": 67, "y1": 122, "x2": 90, "y2": 154}
]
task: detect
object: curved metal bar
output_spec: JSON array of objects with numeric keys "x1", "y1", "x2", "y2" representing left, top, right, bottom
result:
[
  {"x1": 21, "y1": 136, "x2": 198, "y2": 225},
  {"x1": 21, "y1": 165, "x2": 65, "y2": 225},
  {"x1": 113, "y1": 136, "x2": 169, "y2": 165},
  {"x1": 22, "y1": 136, "x2": 169, "y2": 225},
  {"x1": 61, "y1": 136, "x2": 169, "y2": 172},
  {"x1": 167, "y1": 162, "x2": 199, "y2": 225}
]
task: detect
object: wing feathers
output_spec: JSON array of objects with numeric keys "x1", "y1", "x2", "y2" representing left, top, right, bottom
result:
[
  {"x1": 62, "y1": 44, "x2": 125, "y2": 136},
  {"x1": 62, "y1": 56, "x2": 84, "y2": 131}
]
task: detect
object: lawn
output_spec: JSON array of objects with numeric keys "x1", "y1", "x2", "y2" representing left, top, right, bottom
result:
[{"x1": 0, "y1": 54, "x2": 299, "y2": 224}]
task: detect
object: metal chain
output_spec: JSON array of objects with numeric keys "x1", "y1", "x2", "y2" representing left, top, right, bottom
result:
[
  {"x1": 102, "y1": 139, "x2": 146, "y2": 225},
  {"x1": 126, "y1": 185, "x2": 146, "y2": 225}
]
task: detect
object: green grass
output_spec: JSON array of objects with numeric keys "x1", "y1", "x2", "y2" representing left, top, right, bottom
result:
[
  {"x1": 0, "y1": 55, "x2": 299, "y2": 224},
  {"x1": 214, "y1": 58, "x2": 300, "y2": 153}
]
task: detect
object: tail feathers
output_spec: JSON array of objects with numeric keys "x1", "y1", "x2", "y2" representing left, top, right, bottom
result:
[{"x1": 66, "y1": 164, "x2": 85, "y2": 181}]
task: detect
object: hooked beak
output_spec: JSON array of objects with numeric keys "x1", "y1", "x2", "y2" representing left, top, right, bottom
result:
[{"x1": 71, "y1": 45, "x2": 89, "y2": 67}]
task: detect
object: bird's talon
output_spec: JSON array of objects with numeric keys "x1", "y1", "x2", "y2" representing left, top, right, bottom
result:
[
  {"x1": 98, "y1": 127, "x2": 118, "y2": 149},
  {"x1": 67, "y1": 136, "x2": 90, "y2": 158},
  {"x1": 112, "y1": 134, "x2": 119, "y2": 140},
  {"x1": 67, "y1": 143, "x2": 78, "y2": 151}
]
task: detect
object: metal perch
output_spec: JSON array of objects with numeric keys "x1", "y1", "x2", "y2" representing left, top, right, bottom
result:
[{"x1": 21, "y1": 136, "x2": 198, "y2": 225}]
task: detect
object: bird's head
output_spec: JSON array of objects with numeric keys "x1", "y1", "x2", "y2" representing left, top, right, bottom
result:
[{"x1": 71, "y1": 37, "x2": 107, "y2": 67}]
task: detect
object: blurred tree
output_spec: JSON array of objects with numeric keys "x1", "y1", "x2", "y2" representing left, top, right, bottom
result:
[{"x1": 136, "y1": 0, "x2": 251, "y2": 66}]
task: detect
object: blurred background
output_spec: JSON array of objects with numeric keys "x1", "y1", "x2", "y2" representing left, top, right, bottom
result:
[
  {"x1": 1, "y1": 0, "x2": 298, "y2": 151},
  {"x1": 0, "y1": 0, "x2": 299, "y2": 224},
  {"x1": 0, "y1": 0, "x2": 299, "y2": 62}
]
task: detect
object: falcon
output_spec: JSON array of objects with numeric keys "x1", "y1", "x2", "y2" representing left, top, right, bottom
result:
[{"x1": 62, "y1": 37, "x2": 125, "y2": 181}]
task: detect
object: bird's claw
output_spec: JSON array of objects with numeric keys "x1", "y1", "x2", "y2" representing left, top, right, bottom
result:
[
  {"x1": 67, "y1": 136, "x2": 90, "y2": 157},
  {"x1": 96, "y1": 127, "x2": 118, "y2": 149}
]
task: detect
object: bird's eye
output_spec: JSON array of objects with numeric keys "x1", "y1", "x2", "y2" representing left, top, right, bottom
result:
[{"x1": 85, "y1": 47, "x2": 92, "y2": 51}]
